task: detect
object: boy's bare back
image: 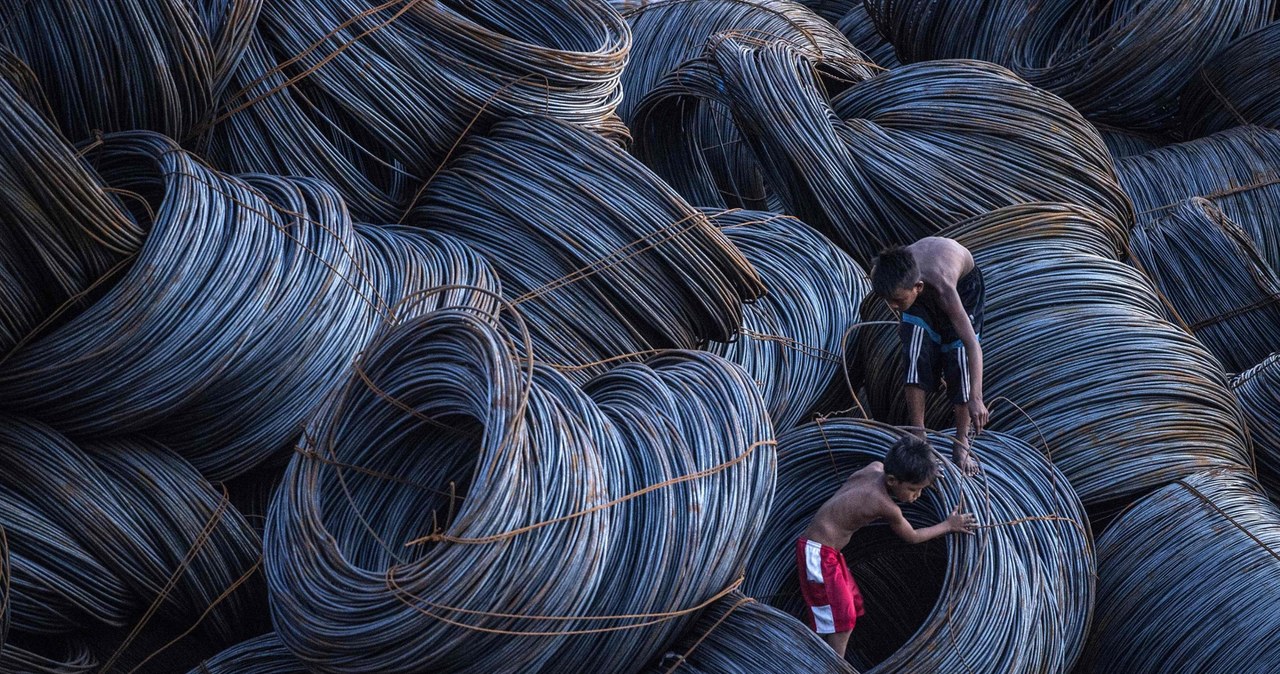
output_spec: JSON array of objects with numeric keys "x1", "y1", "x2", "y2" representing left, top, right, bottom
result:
[
  {"x1": 802, "y1": 462, "x2": 894, "y2": 551},
  {"x1": 907, "y1": 237, "x2": 974, "y2": 293}
]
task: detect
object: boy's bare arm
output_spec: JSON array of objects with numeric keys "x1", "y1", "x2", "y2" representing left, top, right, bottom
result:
[
  {"x1": 938, "y1": 286, "x2": 988, "y2": 433},
  {"x1": 885, "y1": 500, "x2": 977, "y2": 545}
]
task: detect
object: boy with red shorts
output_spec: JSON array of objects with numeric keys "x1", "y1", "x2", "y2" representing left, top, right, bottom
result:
[{"x1": 796, "y1": 435, "x2": 975, "y2": 657}]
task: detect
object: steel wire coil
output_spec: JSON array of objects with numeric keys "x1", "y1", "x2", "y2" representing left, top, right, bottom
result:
[
  {"x1": 266, "y1": 307, "x2": 774, "y2": 673},
  {"x1": 637, "y1": 39, "x2": 1130, "y2": 267},
  {"x1": 1232, "y1": 353, "x2": 1280, "y2": 499},
  {"x1": 863, "y1": 0, "x2": 1271, "y2": 133},
  {"x1": 1117, "y1": 126, "x2": 1280, "y2": 273},
  {"x1": 1077, "y1": 469, "x2": 1280, "y2": 673},
  {"x1": 209, "y1": 0, "x2": 628, "y2": 223},
  {"x1": 704, "y1": 208, "x2": 868, "y2": 431},
  {"x1": 743, "y1": 418, "x2": 1093, "y2": 673},
  {"x1": 1095, "y1": 125, "x2": 1169, "y2": 160},
  {"x1": 412, "y1": 114, "x2": 764, "y2": 383},
  {"x1": 0, "y1": 638, "x2": 96, "y2": 674},
  {"x1": 0, "y1": 0, "x2": 260, "y2": 143},
  {"x1": 1181, "y1": 21, "x2": 1280, "y2": 137},
  {"x1": 0, "y1": 74, "x2": 145, "y2": 356},
  {"x1": 855, "y1": 203, "x2": 1251, "y2": 512},
  {"x1": 1130, "y1": 198, "x2": 1280, "y2": 373},
  {"x1": 835, "y1": 3, "x2": 899, "y2": 69},
  {"x1": 791, "y1": 0, "x2": 858, "y2": 24},
  {"x1": 0, "y1": 417, "x2": 260, "y2": 647},
  {"x1": 643, "y1": 591, "x2": 856, "y2": 674},
  {"x1": 186, "y1": 632, "x2": 307, "y2": 674}
]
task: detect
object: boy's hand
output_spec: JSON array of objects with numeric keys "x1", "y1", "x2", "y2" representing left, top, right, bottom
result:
[
  {"x1": 946, "y1": 504, "x2": 977, "y2": 534},
  {"x1": 967, "y1": 397, "x2": 989, "y2": 434}
]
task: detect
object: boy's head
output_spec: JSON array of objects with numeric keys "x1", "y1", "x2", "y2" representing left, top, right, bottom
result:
[
  {"x1": 871, "y1": 246, "x2": 925, "y2": 312},
  {"x1": 883, "y1": 435, "x2": 937, "y2": 503}
]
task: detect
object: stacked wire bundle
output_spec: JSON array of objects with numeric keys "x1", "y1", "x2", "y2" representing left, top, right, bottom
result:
[
  {"x1": 1232, "y1": 353, "x2": 1280, "y2": 498},
  {"x1": 864, "y1": 0, "x2": 1271, "y2": 133},
  {"x1": 413, "y1": 115, "x2": 764, "y2": 383},
  {"x1": 0, "y1": 74, "x2": 145, "y2": 356},
  {"x1": 703, "y1": 208, "x2": 869, "y2": 431},
  {"x1": 0, "y1": 0, "x2": 259, "y2": 143},
  {"x1": 0, "y1": 417, "x2": 261, "y2": 652},
  {"x1": 1181, "y1": 21, "x2": 1280, "y2": 137},
  {"x1": 0, "y1": 132, "x2": 386, "y2": 481},
  {"x1": 1078, "y1": 470, "x2": 1280, "y2": 672},
  {"x1": 637, "y1": 39, "x2": 1130, "y2": 267},
  {"x1": 855, "y1": 203, "x2": 1252, "y2": 512},
  {"x1": 1117, "y1": 126, "x2": 1280, "y2": 273},
  {"x1": 1130, "y1": 198, "x2": 1280, "y2": 373},
  {"x1": 743, "y1": 419, "x2": 1093, "y2": 673},
  {"x1": 209, "y1": 0, "x2": 629, "y2": 223},
  {"x1": 836, "y1": 3, "x2": 900, "y2": 69},
  {"x1": 187, "y1": 633, "x2": 307, "y2": 674},
  {"x1": 621, "y1": 1, "x2": 876, "y2": 211},
  {"x1": 643, "y1": 592, "x2": 856, "y2": 674},
  {"x1": 266, "y1": 307, "x2": 775, "y2": 673}
]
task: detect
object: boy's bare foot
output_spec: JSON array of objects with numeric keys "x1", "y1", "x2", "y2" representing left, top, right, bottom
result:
[{"x1": 952, "y1": 447, "x2": 979, "y2": 476}]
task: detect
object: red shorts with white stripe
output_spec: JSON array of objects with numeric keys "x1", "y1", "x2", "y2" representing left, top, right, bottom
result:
[{"x1": 795, "y1": 537, "x2": 865, "y2": 634}]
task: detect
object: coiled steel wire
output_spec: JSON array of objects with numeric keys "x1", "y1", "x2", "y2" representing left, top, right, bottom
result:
[
  {"x1": 0, "y1": 74, "x2": 144, "y2": 356},
  {"x1": 0, "y1": 417, "x2": 260, "y2": 649},
  {"x1": 643, "y1": 591, "x2": 856, "y2": 674},
  {"x1": 187, "y1": 633, "x2": 307, "y2": 674},
  {"x1": 744, "y1": 418, "x2": 1093, "y2": 673},
  {"x1": 704, "y1": 208, "x2": 868, "y2": 431},
  {"x1": 1095, "y1": 125, "x2": 1169, "y2": 160},
  {"x1": 1077, "y1": 469, "x2": 1280, "y2": 673},
  {"x1": 0, "y1": 639, "x2": 96, "y2": 674},
  {"x1": 1130, "y1": 198, "x2": 1280, "y2": 373},
  {"x1": 266, "y1": 306, "x2": 774, "y2": 673},
  {"x1": 636, "y1": 39, "x2": 1130, "y2": 267},
  {"x1": 209, "y1": 0, "x2": 628, "y2": 223},
  {"x1": 1118, "y1": 126, "x2": 1280, "y2": 273},
  {"x1": 1232, "y1": 353, "x2": 1280, "y2": 499},
  {"x1": 1181, "y1": 21, "x2": 1280, "y2": 137},
  {"x1": 855, "y1": 203, "x2": 1251, "y2": 513},
  {"x1": 835, "y1": 3, "x2": 899, "y2": 69},
  {"x1": 413, "y1": 114, "x2": 764, "y2": 383},
  {"x1": 0, "y1": 0, "x2": 259, "y2": 143},
  {"x1": 864, "y1": 0, "x2": 1271, "y2": 133}
]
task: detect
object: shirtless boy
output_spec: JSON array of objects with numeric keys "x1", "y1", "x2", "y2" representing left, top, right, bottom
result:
[
  {"x1": 871, "y1": 237, "x2": 988, "y2": 476},
  {"x1": 796, "y1": 435, "x2": 976, "y2": 658}
]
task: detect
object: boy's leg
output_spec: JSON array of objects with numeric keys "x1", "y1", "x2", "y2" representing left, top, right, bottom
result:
[
  {"x1": 821, "y1": 631, "x2": 852, "y2": 658},
  {"x1": 899, "y1": 317, "x2": 938, "y2": 437},
  {"x1": 952, "y1": 403, "x2": 977, "y2": 475},
  {"x1": 946, "y1": 345, "x2": 979, "y2": 475},
  {"x1": 905, "y1": 385, "x2": 927, "y2": 439}
]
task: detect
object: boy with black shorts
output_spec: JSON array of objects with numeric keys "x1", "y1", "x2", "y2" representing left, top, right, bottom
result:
[{"x1": 871, "y1": 237, "x2": 987, "y2": 475}]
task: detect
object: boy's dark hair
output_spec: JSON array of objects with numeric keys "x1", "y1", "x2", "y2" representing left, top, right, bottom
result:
[
  {"x1": 883, "y1": 435, "x2": 937, "y2": 484},
  {"x1": 870, "y1": 246, "x2": 919, "y2": 298}
]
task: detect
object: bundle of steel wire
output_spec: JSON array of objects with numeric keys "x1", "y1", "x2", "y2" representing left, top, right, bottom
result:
[
  {"x1": 835, "y1": 3, "x2": 900, "y2": 69},
  {"x1": 1116, "y1": 125, "x2": 1280, "y2": 274},
  {"x1": 854, "y1": 203, "x2": 1252, "y2": 512},
  {"x1": 187, "y1": 633, "x2": 307, "y2": 674},
  {"x1": 266, "y1": 306, "x2": 774, "y2": 673},
  {"x1": 1232, "y1": 353, "x2": 1280, "y2": 498},
  {"x1": 636, "y1": 39, "x2": 1130, "y2": 266},
  {"x1": 642, "y1": 592, "x2": 856, "y2": 674},
  {"x1": 1077, "y1": 469, "x2": 1280, "y2": 672},
  {"x1": 413, "y1": 114, "x2": 764, "y2": 383},
  {"x1": 0, "y1": 0, "x2": 260, "y2": 143},
  {"x1": 0, "y1": 132, "x2": 387, "y2": 481},
  {"x1": 620, "y1": 0, "x2": 877, "y2": 211},
  {"x1": 0, "y1": 638, "x2": 96, "y2": 674},
  {"x1": 743, "y1": 418, "x2": 1093, "y2": 673},
  {"x1": 0, "y1": 74, "x2": 145, "y2": 357},
  {"x1": 703, "y1": 208, "x2": 869, "y2": 431},
  {"x1": 1181, "y1": 21, "x2": 1280, "y2": 137},
  {"x1": 1095, "y1": 125, "x2": 1168, "y2": 160},
  {"x1": 1129, "y1": 198, "x2": 1280, "y2": 373},
  {"x1": 0, "y1": 417, "x2": 261, "y2": 648},
  {"x1": 208, "y1": 0, "x2": 629, "y2": 223},
  {"x1": 863, "y1": 0, "x2": 1271, "y2": 133}
]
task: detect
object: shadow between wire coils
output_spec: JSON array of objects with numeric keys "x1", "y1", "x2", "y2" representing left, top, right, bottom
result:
[
  {"x1": 853, "y1": 203, "x2": 1252, "y2": 514},
  {"x1": 743, "y1": 418, "x2": 1093, "y2": 673},
  {"x1": 411, "y1": 115, "x2": 765, "y2": 384},
  {"x1": 1129, "y1": 197, "x2": 1280, "y2": 373},
  {"x1": 1077, "y1": 469, "x2": 1280, "y2": 673},
  {"x1": 632, "y1": 38, "x2": 1130, "y2": 267},
  {"x1": 265, "y1": 305, "x2": 775, "y2": 673}
]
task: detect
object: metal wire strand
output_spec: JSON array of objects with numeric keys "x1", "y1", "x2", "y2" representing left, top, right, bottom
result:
[
  {"x1": 1232, "y1": 353, "x2": 1280, "y2": 500},
  {"x1": 1078, "y1": 469, "x2": 1280, "y2": 673},
  {"x1": 186, "y1": 632, "x2": 307, "y2": 674},
  {"x1": 1129, "y1": 197, "x2": 1280, "y2": 373},
  {"x1": 744, "y1": 418, "x2": 1093, "y2": 673},
  {"x1": 1180, "y1": 21, "x2": 1280, "y2": 137}
]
